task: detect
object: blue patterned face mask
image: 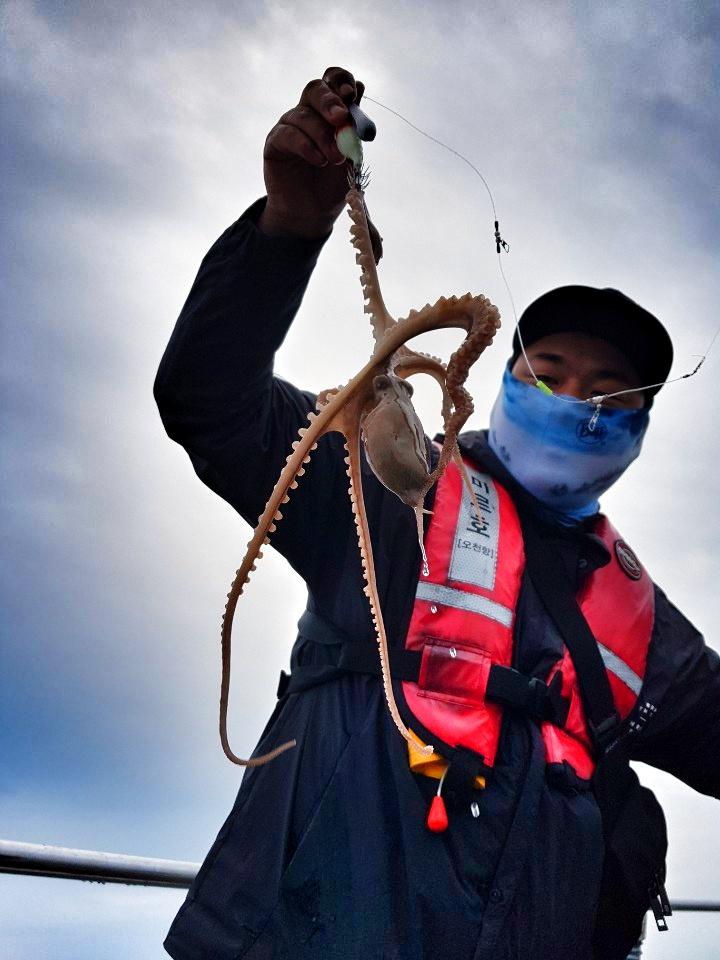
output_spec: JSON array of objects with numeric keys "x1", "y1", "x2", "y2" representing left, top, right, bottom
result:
[{"x1": 488, "y1": 365, "x2": 650, "y2": 520}]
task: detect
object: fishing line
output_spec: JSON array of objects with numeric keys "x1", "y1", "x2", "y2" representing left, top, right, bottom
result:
[
  {"x1": 363, "y1": 94, "x2": 719, "y2": 418},
  {"x1": 363, "y1": 95, "x2": 498, "y2": 220}
]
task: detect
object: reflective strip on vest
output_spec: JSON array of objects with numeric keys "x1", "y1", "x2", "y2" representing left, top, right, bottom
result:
[
  {"x1": 415, "y1": 582, "x2": 513, "y2": 627},
  {"x1": 598, "y1": 643, "x2": 643, "y2": 696}
]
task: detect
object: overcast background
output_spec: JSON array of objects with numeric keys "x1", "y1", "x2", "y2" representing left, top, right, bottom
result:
[{"x1": 1, "y1": 1, "x2": 719, "y2": 957}]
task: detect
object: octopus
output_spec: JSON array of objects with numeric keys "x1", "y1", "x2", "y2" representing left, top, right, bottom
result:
[{"x1": 219, "y1": 167, "x2": 501, "y2": 767}]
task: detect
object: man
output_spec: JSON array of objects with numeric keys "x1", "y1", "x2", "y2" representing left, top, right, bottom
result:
[{"x1": 154, "y1": 68, "x2": 719, "y2": 960}]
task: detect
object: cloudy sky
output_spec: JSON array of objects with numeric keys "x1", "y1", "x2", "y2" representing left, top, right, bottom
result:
[{"x1": 1, "y1": 1, "x2": 718, "y2": 957}]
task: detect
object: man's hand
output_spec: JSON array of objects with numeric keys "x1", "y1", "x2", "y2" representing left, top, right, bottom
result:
[{"x1": 259, "y1": 67, "x2": 363, "y2": 239}]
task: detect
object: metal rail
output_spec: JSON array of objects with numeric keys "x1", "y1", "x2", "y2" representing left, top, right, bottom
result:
[
  {"x1": 0, "y1": 839, "x2": 199, "y2": 888},
  {"x1": 669, "y1": 900, "x2": 720, "y2": 912},
  {"x1": 1, "y1": 839, "x2": 718, "y2": 912}
]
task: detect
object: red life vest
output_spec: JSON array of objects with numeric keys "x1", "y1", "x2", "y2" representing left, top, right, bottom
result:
[{"x1": 402, "y1": 458, "x2": 654, "y2": 780}]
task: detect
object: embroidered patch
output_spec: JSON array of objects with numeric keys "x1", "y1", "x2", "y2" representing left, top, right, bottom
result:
[
  {"x1": 614, "y1": 539, "x2": 642, "y2": 580},
  {"x1": 448, "y1": 467, "x2": 499, "y2": 589}
]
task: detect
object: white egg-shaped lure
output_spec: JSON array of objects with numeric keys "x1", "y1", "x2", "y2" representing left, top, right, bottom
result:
[{"x1": 336, "y1": 124, "x2": 364, "y2": 167}]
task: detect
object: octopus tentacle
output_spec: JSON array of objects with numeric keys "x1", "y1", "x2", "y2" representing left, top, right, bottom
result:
[
  {"x1": 452, "y1": 441, "x2": 484, "y2": 525},
  {"x1": 347, "y1": 189, "x2": 394, "y2": 344},
  {"x1": 389, "y1": 295, "x2": 499, "y2": 361},
  {"x1": 435, "y1": 305, "x2": 499, "y2": 483},
  {"x1": 394, "y1": 352, "x2": 483, "y2": 522},
  {"x1": 220, "y1": 409, "x2": 329, "y2": 765},
  {"x1": 385, "y1": 300, "x2": 499, "y2": 531},
  {"x1": 219, "y1": 360, "x2": 394, "y2": 765},
  {"x1": 343, "y1": 424, "x2": 433, "y2": 755},
  {"x1": 392, "y1": 352, "x2": 453, "y2": 424}
]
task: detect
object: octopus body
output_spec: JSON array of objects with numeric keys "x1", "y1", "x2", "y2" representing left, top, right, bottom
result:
[{"x1": 219, "y1": 185, "x2": 501, "y2": 766}]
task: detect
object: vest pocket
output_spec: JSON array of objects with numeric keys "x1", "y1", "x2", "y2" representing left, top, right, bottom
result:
[{"x1": 417, "y1": 636, "x2": 492, "y2": 706}]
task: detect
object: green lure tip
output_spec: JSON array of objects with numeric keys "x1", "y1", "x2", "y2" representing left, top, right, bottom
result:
[{"x1": 535, "y1": 380, "x2": 553, "y2": 396}]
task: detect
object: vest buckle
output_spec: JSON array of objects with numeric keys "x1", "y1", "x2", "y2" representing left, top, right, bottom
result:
[{"x1": 485, "y1": 666, "x2": 570, "y2": 727}]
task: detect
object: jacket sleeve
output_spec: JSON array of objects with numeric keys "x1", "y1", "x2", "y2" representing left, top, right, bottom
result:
[
  {"x1": 153, "y1": 197, "x2": 355, "y2": 589},
  {"x1": 629, "y1": 586, "x2": 720, "y2": 799}
]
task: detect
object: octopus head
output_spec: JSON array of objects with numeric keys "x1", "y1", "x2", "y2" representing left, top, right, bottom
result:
[{"x1": 361, "y1": 372, "x2": 430, "y2": 507}]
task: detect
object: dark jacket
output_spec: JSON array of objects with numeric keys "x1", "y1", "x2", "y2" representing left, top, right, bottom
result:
[{"x1": 154, "y1": 197, "x2": 720, "y2": 960}]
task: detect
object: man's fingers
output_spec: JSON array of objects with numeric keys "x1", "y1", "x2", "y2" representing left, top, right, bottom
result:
[
  {"x1": 321, "y1": 66, "x2": 360, "y2": 103},
  {"x1": 265, "y1": 123, "x2": 328, "y2": 167},
  {"x1": 278, "y1": 106, "x2": 346, "y2": 165},
  {"x1": 300, "y1": 78, "x2": 349, "y2": 127},
  {"x1": 298, "y1": 69, "x2": 364, "y2": 129}
]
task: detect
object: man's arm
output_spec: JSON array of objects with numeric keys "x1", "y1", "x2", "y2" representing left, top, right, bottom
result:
[
  {"x1": 154, "y1": 68, "x2": 370, "y2": 585},
  {"x1": 629, "y1": 587, "x2": 720, "y2": 798}
]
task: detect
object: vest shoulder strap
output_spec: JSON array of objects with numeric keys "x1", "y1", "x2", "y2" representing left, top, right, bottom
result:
[{"x1": 516, "y1": 502, "x2": 620, "y2": 749}]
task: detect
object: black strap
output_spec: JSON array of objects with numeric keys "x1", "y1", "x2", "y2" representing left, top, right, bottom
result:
[
  {"x1": 338, "y1": 642, "x2": 421, "y2": 680},
  {"x1": 281, "y1": 610, "x2": 569, "y2": 726},
  {"x1": 516, "y1": 503, "x2": 620, "y2": 750},
  {"x1": 277, "y1": 647, "x2": 422, "y2": 699}
]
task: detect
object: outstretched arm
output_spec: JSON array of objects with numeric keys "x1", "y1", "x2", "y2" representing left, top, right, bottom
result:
[{"x1": 630, "y1": 587, "x2": 720, "y2": 798}]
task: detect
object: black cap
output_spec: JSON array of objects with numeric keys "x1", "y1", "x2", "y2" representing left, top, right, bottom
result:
[{"x1": 511, "y1": 286, "x2": 674, "y2": 400}]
